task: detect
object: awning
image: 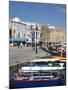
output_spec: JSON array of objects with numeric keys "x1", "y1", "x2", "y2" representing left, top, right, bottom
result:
[{"x1": 9, "y1": 38, "x2": 28, "y2": 42}]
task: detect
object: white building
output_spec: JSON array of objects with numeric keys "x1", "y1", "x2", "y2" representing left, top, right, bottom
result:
[
  {"x1": 9, "y1": 17, "x2": 32, "y2": 45},
  {"x1": 31, "y1": 24, "x2": 41, "y2": 44},
  {"x1": 9, "y1": 17, "x2": 41, "y2": 45}
]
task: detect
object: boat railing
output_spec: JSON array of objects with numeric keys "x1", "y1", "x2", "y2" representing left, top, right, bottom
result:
[{"x1": 19, "y1": 66, "x2": 64, "y2": 71}]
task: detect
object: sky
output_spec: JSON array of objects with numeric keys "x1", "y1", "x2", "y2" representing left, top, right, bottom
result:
[{"x1": 9, "y1": 1, "x2": 66, "y2": 28}]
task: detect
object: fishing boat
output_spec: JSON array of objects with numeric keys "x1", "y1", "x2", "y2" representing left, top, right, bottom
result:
[
  {"x1": 10, "y1": 59, "x2": 66, "y2": 89},
  {"x1": 43, "y1": 43, "x2": 66, "y2": 57},
  {"x1": 52, "y1": 56, "x2": 66, "y2": 62}
]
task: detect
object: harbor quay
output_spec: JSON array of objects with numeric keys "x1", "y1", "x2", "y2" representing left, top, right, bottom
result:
[{"x1": 9, "y1": 46, "x2": 48, "y2": 66}]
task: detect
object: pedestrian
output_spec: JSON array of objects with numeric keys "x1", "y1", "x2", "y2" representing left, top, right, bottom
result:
[
  {"x1": 18, "y1": 42, "x2": 20, "y2": 48},
  {"x1": 20, "y1": 42, "x2": 22, "y2": 48}
]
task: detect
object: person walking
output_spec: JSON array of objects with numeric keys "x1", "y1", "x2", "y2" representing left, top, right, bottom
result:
[
  {"x1": 18, "y1": 42, "x2": 20, "y2": 48},
  {"x1": 20, "y1": 42, "x2": 22, "y2": 48}
]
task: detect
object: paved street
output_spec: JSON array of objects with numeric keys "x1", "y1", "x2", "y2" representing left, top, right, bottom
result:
[{"x1": 9, "y1": 46, "x2": 47, "y2": 66}]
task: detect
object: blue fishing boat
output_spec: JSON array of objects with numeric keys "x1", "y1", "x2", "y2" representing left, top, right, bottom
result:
[{"x1": 9, "y1": 59, "x2": 66, "y2": 89}]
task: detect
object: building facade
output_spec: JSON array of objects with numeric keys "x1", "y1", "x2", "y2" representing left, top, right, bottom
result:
[
  {"x1": 9, "y1": 17, "x2": 41, "y2": 46},
  {"x1": 41, "y1": 25, "x2": 50, "y2": 43},
  {"x1": 9, "y1": 21, "x2": 30, "y2": 45},
  {"x1": 49, "y1": 28, "x2": 65, "y2": 43},
  {"x1": 31, "y1": 24, "x2": 41, "y2": 44},
  {"x1": 40, "y1": 25, "x2": 66, "y2": 45}
]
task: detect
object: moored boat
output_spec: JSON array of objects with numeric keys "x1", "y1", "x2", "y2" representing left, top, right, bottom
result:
[{"x1": 10, "y1": 59, "x2": 66, "y2": 89}]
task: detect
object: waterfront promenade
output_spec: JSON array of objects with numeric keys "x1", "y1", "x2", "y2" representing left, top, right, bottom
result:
[{"x1": 9, "y1": 46, "x2": 47, "y2": 66}]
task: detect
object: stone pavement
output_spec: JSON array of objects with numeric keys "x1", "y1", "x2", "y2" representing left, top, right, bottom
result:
[{"x1": 9, "y1": 46, "x2": 47, "y2": 66}]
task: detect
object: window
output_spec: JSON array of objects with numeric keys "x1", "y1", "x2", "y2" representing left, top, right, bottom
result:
[
  {"x1": 36, "y1": 26, "x2": 38, "y2": 30},
  {"x1": 28, "y1": 34, "x2": 30, "y2": 37},
  {"x1": 32, "y1": 31, "x2": 35, "y2": 39},
  {"x1": 13, "y1": 35, "x2": 15, "y2": 38},
  {"x1": 18, "y1": 32, "x2": 20, "y2": 37},
  {"x1": 40, "y1": 33, "x2": 42, "y2": 38},
  {"x1": 14, "y1": 30, "x2": 16, "y2": 34},
  {"x1": 9, "y1": 29, "x2": 12, "y2": 38},
  {"x1": 24, "y1": 34, "x2": 25, "y2": 37}
]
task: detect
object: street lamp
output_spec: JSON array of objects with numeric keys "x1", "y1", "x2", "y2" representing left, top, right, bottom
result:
[
  {"x1": 35, "y1": 26, "x2": 38, "y2": 54},
  {"x1": 31, "y1": 25, "x2": 35, "y2": 51}
]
